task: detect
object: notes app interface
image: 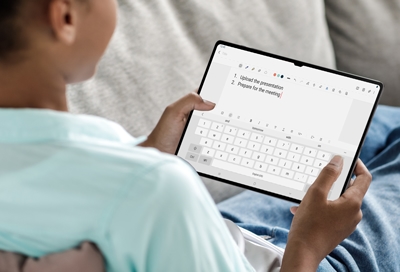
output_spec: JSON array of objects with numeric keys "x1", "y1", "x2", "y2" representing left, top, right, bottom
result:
[{"x1": 177, "y1": 44, "x2": 380, "y2": 201}]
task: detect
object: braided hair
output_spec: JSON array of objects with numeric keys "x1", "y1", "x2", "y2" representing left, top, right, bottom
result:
[{"x1": 0, "y1": 0, "x2": 26, "y2": 60}]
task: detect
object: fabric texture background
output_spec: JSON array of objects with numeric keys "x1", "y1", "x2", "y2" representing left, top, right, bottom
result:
[
  {"x1": 325, "y1": 0, "x2": 400, "y2": 106},
  {"x1": 67, "y1": 0, "x2": 335, "y2": 203}
]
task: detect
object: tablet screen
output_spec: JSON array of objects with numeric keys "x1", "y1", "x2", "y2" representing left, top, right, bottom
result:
[{"x1": 176, "y1": 41, "x2": 382, "y2": 203}]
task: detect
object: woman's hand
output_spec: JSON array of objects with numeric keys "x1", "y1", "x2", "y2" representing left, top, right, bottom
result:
[
  {"x1": 140, "y1": 92, "x2": 215, "y2": 154},
  {"x1": 281, "y1": 156, "x2": 372, "y2": 271}
]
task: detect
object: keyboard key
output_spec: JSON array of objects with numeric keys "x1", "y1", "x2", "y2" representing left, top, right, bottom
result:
[
  {"x1": 221, "y1": 134, "x2": 234, "y2": 144},
  {"x1": 238, "y1": 129, "x2": 251, "y2": 139},
  {"x1": 307, "y1": 176, "x2": 317, "y2": 184},
  {"x1": 317, "y1": 151, "x2": 331, "y2": 161},
  {"x1": 185, "y1": 152, "x2": 199, "y2": 162},
  {"x1": 274, "y1": 149, "x2": 287, "y2": 158},
  {"x1": 202, "y1": 147, "x2": 215, "y2": 157},
  {"x1": 254, "y1": 162, "x2": 268, "y2": 171},
  {"x1": 234, "y1": 138, "x2": 248, "y2": 148},
  {"x1": 224, "y1": 126, "x2": 238, "y2": 136},
  {"x1": 281, "y1": 169, "x2": 294, "y2": 179},
  {"x1": 304, "y1": 147, "x2": 317, "y2": 157},
  {"x1": 195, "y1": 127, "x2": 208, "y2": 137},
  {"x1": 199, "y1": 155, "x2": 213, "y2": 165},
  {"x1": 268, "y1": 165, "x2": 281, "y2": 175},
  {"x1": 252, "y1": 152, "x2": 266, "y2": 162},
  {"x1": 211, "y1": 122, "x2": 224, "y2": 132},
  {"x1": 294, "y1": 173, "x2": 308, "y2": 183},
  {"x1": 239, "y1": 148, "x2": 253, "y2": 158},
  {"x1": 189, "y1": 144, "x2": 202, "y2": 154},
  {"x1": 300, "y1": 156, "x2": 314, "y2": 166},
  {"x1": 213, "y1": 141, "x2": 226, "y2": 151},
  {"x1": 277, "y1": 140, "x2": 290, "y2": 150},
  {"x1": 250, "y1": 133, "x2": 264, "y2": 143},
  {"x1": 208, "y1": 130, "x2": 221, "y2": 140},
  {"x1": 303, "y1": 184, "x2": 311, "y2": 192},
  {"x1": 266, "y1": 155, "x2": 279, "y2": 165},
  {"x1": 212, "y1": 159, "x2": 305, "y2": 191},
  {"x1": 292, "y1": 163, "x2": 305, "y2": 172},
  {"x1": 241, "y1": 158, "x2": 255, "y2": 168},
  {"x1": 260, "y1": 145, "x2": 274, "y2": 155},
  {"x1": 215, "y1": 151, "x2": 228, "y2": 161},
  {"x1": 248, "y1": 141, "x2": 261, "y2": 151},
  {"x1": 198, "y1": 119, "x2": 211, "y2": 129},
  {"x1": 305, "y1": 166, "x2": 319, "y2": 176},
  {"x1": 226, "y1": 144, "x2": 239, "y2": 154},
  {"x1": 228, "y1": 154, "x2": 241, "y2": 164},
  {"x1": 314, "y1": 159, "x2": 327, "y2": 169},
  {"x1": 290, "y1": 143, "x2": 304, "y2": 154},
  {"x1": 278, "y1": 159, "x2": 292, "y2": 169},
  {"x1": 264, "y1": 136, "x2": 277, "y2": 146},
  {"x1": 199, "y1": 138, "x2": 213, "y2": 147},
  {"x1": 287, "y1": 152, "x2": 301, "y2": 162}
]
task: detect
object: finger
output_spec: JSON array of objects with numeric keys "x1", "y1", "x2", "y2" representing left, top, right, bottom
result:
[
  {"x1": 172, "y1": 92, "x2": 216, "y2": 115},
  {"x1": 290, "y1": 206, "x2": 298, "y2": 215},
  {"x1": 341, "y1": 159, "x2": 371, "y2": 200},
  {"x1": 308, "y1": 155, "x2": 343, "y2": 199}
]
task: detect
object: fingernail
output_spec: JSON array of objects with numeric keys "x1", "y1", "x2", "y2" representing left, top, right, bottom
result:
[
  {"x1": 330, "y1": 155, "x2": 343, "y2": 167},
  {"x1": 203, "y1": 99, "x2": 216, "y2": 106}
]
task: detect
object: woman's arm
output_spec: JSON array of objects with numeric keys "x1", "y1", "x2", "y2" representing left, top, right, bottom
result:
[
  {"x1": 281, "y1": 157, "x2": 372, "y2": 271},
  {"x1": 139, "y1": 91, "x2": 215, "y2": 154}
]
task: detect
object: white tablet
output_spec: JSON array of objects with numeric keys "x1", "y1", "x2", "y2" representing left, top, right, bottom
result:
[{"x1": 176, "y1": 41, "x2": 383, "y2": 203}]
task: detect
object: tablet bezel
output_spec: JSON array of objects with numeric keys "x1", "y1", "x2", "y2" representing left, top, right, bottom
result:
[{"x1": 175, "y1": 40, "x2": 383, "y2": 204}]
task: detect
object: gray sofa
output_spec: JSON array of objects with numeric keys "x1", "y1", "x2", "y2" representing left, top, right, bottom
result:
[{"x1": 67, "y1": 0, "x2": 400, "y2": 203}]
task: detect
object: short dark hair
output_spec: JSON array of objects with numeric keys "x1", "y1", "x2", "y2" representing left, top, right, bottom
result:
[
  {"x1": 0, "y1": 0, "x2": 26, "y2": 60},
  {"x1": 0, "y1": 0, "x2": 88, "y2": 61}
]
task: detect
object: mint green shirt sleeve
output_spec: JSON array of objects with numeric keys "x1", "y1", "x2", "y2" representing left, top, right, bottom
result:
[
  {"x1": 103, "y1": 159, "x2": 254, "y2": 272},
  {"x1": 0, "y1": 109, "x2": 255, "y2": 272}
]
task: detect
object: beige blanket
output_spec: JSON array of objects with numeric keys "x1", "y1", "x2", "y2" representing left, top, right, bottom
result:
[{"x1": 0, "y1": 243, "x2": 104, "y2": 272}]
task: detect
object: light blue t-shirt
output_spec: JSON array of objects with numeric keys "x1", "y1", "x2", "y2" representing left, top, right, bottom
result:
[{"x1": 0, "y1": 109, "x2": 254, "y2": 272}]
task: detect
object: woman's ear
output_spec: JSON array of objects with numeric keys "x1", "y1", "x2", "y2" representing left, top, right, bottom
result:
[{"x1": 48, "y1": 0, "x2": 78, "y2": 45}]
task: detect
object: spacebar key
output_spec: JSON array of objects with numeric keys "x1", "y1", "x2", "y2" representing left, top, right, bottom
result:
[{"x1": 212, "y1": 159, "x2": 304, "y2": 190}]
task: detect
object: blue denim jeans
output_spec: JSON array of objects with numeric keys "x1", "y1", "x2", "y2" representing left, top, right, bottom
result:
[{"x1": 218, "y1": 105, "x2": 400, "y2": 271}]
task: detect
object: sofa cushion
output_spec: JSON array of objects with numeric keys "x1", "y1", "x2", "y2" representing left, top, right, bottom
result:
[
  {"x1": 67, "y1": 0, "x2": 335, "y2": 203},
  {"x1": 325, "y1": 0, "x2": 400, "y2": 106}
]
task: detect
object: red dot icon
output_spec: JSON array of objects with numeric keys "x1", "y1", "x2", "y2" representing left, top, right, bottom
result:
[{"x1": 273, "y1": 73, "x2": 277, "y2": 77}]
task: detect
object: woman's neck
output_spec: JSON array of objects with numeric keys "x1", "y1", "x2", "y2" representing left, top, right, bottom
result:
[{"x1": 0, "y1": 55, "x2": 68, "y2": 112}]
